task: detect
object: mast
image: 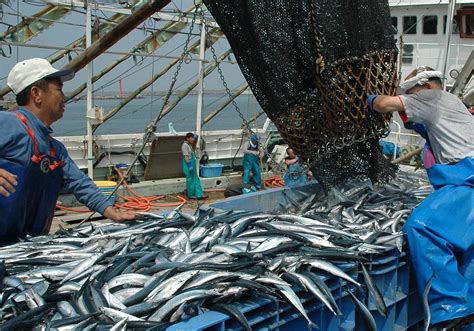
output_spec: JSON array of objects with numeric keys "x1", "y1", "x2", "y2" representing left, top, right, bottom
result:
[
  {"x1": 85, "y1": 0, "x2": 94, "y2": 178},
  {"x1": 195, "y1": 16, "x2": 206, "y2": 172},
  {"x1": 62, "y1": 0, "x2": 171, "y2": 72},
  {"x1": 442, "y1": 0, "x2": 457, "y2": 90}
]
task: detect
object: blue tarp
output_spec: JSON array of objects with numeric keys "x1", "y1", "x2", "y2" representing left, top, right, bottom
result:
[{"x1": 404, "y1": 157, "x2": 474, "y2": 325}]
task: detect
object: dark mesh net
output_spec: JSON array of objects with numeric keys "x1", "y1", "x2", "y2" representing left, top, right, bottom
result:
[{"x1": 203, "y1": 0, "x2": 399, "y2": 190}]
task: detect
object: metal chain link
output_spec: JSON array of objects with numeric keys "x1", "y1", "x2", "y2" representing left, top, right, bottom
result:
[
  {"x1": 309, "y1": 0, "x2": 325, "y2": 73},
  {"x1": 78, "y1": 1, "x2": 202, "y2": 226},
  {"x1": 205, "y1": 24, "x2": 289, "y2": 174},
  {"x1": 157, "y1": 1, "x2": 202, "y2": 121}
]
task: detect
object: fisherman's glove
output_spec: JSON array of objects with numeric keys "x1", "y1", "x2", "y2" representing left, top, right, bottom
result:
[
  {"x1": 367, "y1": 94, "x2": 380, "y2": 114},
  {"x1": 186, "y1": 161, "x2": 194, "y2": 172}
]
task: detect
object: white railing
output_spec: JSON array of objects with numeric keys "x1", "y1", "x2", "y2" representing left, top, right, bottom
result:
[{"x1": 57, "y1": 129, "x2": 269, "y2": 170}]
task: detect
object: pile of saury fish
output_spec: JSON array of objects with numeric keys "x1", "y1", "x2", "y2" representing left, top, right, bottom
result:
[{"x1": 0, "y1": 171, "x2": 430, "y2": 330}]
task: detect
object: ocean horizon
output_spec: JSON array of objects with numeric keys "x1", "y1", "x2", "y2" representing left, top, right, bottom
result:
[{"x1": 52, "y1": 94, "x2": 265, "y2": 136}]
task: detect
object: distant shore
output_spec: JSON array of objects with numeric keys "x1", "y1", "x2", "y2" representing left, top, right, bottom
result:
[{"x1": 1, "y1": 89, "x2": 252, "y2": 102}]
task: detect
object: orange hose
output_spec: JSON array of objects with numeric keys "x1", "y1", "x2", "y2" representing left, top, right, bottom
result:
[
  {"x1": 113, "y1": 168, "x2": 187, "y2": 211},
  {"x1": 264, "y1": 175, "x2": 285, "y2": 188},
  {"x1": 55, "y1": 168, "x2": 188, "y2": 213}
]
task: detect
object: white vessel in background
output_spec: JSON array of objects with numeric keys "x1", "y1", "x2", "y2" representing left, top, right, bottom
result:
[
  {"x1": 390, "y1": 0, "x2": 473, "y2": 83},
  {"x1": 385, "y1": 0, "x2": 474, "y2": 154}
]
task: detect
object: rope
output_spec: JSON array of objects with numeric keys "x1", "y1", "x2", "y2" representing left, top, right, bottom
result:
[
  {"x1": 78, "y1": 3, "x2": 202, "y2": 225},
  {"x1": 56, "y1": 167, "x2": 187, "y2": 214},
  {"x1": 113, "y1": 167, "x2": 187, "y2": 211},
  {"x1": 263, "y1": 175, "x2": 285, "y2": 188}
]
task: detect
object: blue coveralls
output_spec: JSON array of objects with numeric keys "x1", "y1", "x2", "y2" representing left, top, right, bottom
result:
[
  {"x1": 0, "y1": 108, "x2": 113, "y2": 246},
  {"x1": 403, "y1": 157, "x2": 474, "y2": 324},
  {"x1": 182, "y1": 144, "x2": 204, "y2": 199},
  {"x1": 283, "y1": 159, "x2": 307, "y2": 187},
  {"x1": 242, "y1": 141, "x2": 262, "y2": 189}
]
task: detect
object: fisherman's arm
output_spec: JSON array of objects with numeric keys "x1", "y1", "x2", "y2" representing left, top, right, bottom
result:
[
  {"x1": 285, "y1": 157, "x2": 299, "y2": 166},
  {"x1": 182, "y1": 147, "x2": 191, "y2": 162},
  {"x1": 181, "y1": 144, "x2": 194, "y2": 172},
  {"x1": 57, "y1": 143, "x2": 136, "y2": 221},
  {"x1": 243, "y1": 142, "x2": 259, "y2": 156},
  {"x1": 0, "y1": 116, "x2": 25, "y2": 197},
  {"x1": 368, "y1": 94, "x2": 405, "y2": 114},
  {"x1": 243, "y1": 142, "x2": 253, "y2": 154}
]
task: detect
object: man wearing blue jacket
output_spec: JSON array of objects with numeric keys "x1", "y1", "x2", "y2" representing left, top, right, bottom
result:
[
  {"x1": 369, "y1": 66, "x2": 474, "y2": 329},
  {"x1": 0, "y1": 58, "x2": 136, "y2": 245}
]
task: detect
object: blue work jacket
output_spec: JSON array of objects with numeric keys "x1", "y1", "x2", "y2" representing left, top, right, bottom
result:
[{"x1": 0, "y1": 108, "x2": 113, "y2": 243}]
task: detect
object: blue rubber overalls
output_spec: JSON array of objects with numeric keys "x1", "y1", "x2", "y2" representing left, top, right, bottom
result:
[
  {"x1": 403, "y1": 157, "x2": 474, "y2": 325},
  {"x1": 182, "y1": 144, "x2": 204, "y2": 199},
  {"x1": 242, "y1": 141, "x2": 262, "y2": 190},
  {"x1": 283, "y1": 159, "x2": 307, "y2": 187},
  {"x1": 0, "y1": 111, "x2": 64, "y2": 246}
]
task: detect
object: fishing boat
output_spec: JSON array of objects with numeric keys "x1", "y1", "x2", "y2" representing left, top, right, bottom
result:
[
  {"x1": 0, "y1": 1, "x2": 472, "y2": 329},
  {"x1": 0, "y1": 0, "x2": 472, "y2": 198}
]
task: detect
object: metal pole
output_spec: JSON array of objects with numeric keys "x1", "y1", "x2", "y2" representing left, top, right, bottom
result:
[
  {"x1": 62, "y1": 0, "x2": 170, "y2": 72},
  {"x1": 85, "y1": 1, "x2": 94, "y2": 179},
  {"x1": 3, "y1": 0, "x2": 171, "y2": 106},
  {"x1": 442, "y1": 0, "x2": 456, "y2": 90},
  {"x1": 195, "y1": 19, "x2": 206, "y2": 173}
]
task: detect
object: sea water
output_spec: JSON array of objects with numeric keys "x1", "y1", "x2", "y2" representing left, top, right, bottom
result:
[{"x1": 53, "y1": 94, "x2": 265, "y2": 136}]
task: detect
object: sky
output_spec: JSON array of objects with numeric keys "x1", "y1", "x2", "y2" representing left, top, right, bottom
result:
[{"x1": 0, "y1": 0, "x2": 247, "y2": 96}]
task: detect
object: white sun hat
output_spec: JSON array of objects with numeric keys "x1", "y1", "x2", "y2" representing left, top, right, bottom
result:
[{"x1": 7, "y1": 58, "x2": 75, "y2": 95}]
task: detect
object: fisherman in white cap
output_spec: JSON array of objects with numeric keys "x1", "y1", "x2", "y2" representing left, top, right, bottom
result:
[
  {"x1": 368, "y1": 66, "x2": 474, "y2": 329},
  {"x1": 0, "y1": 58, "x2": 136, "y2": 245}
]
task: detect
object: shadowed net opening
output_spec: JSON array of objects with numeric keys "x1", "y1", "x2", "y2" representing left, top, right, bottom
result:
[{"x1": 203, "y1": 0, "x2": 399, "y2": 190}]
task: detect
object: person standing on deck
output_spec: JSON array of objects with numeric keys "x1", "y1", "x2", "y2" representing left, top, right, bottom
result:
[
  {"x1": 283, "y1": 147, "x2": 311, "y2": 187},
  {"x1": 0, "y1": 58, "x2": 136, "y2": 246},
  {"x1": 242, "y1": 134, "x2": 263, "y2": 190},
  {"x1": 368, "y1": 66, "x2": 474, "y2": 329},
  {"x1": 182, "y1": 132, "x2": 207, "y2": 200}
]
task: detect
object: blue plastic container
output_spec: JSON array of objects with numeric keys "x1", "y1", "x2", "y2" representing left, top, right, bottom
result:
[
  {"x1": 168, "y1": 263, "x2": 359, "y2": 331},
  {"x1": 200, "y1": 163, "x2": 224, "y2": 177}
]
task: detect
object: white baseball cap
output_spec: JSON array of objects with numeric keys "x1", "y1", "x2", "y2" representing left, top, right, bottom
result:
[{"x1": 7, "y1": 58, "x2": 75, "y2": 95}]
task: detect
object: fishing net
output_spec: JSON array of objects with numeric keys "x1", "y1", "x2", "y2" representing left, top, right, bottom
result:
[{"x1": 203, "y1": 0, "x2": 399, "y2": 190}]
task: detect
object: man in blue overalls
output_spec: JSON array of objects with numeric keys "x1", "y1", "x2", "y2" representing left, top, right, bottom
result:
[
  {"x1": 182, "y1": 132, "x2": 207, "y2": 200},
  {"x1": 0, "y1": 58, "x2": 136, "y2": 246},
  {"x1": 369, "y1": 66, "x2": 474, "y2": 329},
  {"x1": 242, "y1": 134, "x2": 262, "y2": 190}
]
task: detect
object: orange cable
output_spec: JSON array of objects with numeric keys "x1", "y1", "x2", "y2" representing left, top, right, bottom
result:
[{"x1": 55, "y1": 167, "x2": 188, "y2": 213}]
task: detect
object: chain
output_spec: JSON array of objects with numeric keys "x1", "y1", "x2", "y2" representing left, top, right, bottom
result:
[
  {"x1": 78, "y1": 1, "x2": 202, "y2": 226},
  {"x1": 205, "y1": 25, "x2": 288, "y2": 174},
  {"x1": 309, "y1": 0, "x2": 325, "y2": 73},
  {"x1": 205, "y1": 27, "x2": 251, "y2": 132},
  {"x1": 156, "y1": 1, "x2": 201, "y2": 121}
]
